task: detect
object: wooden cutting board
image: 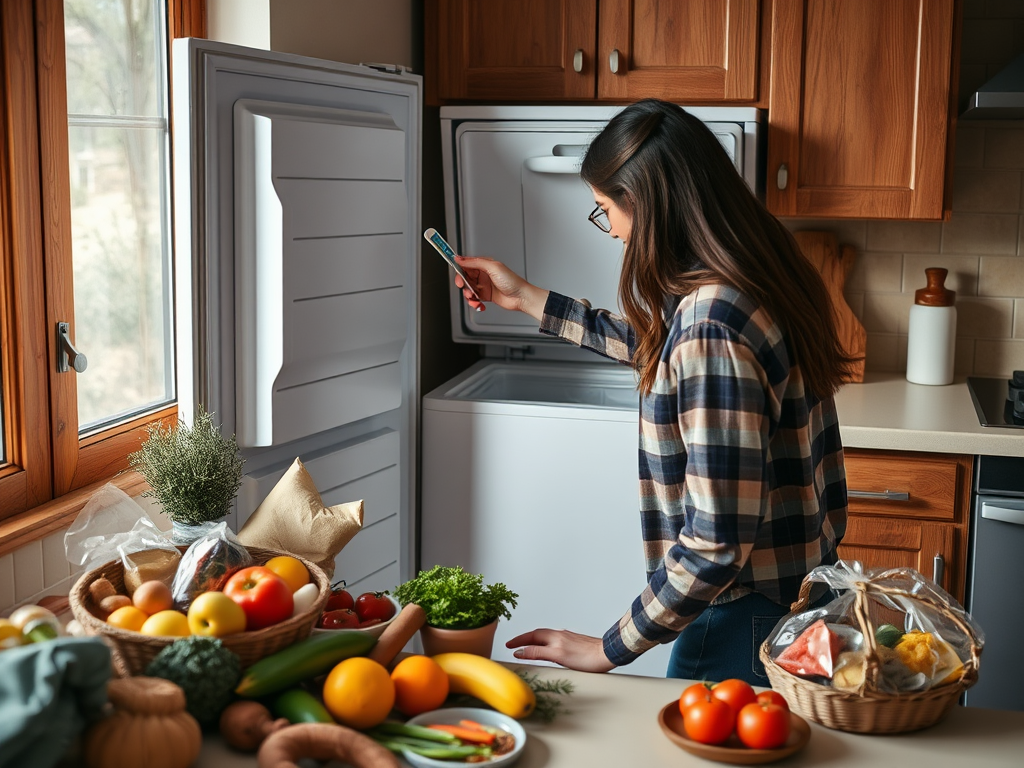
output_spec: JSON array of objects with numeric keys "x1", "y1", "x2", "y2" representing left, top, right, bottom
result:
[{"x1": 792, "y1": 230, "x2": 866, "y2": 383}]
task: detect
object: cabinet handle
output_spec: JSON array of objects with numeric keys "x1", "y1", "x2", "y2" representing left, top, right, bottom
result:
[
  {"x1": 609, "y1": 49, "x2": 620, "y2": 74},
  {"x1": 933, "y1": 554, "x2": 944, "y2": 586},
  {"x1": 847, "y1": 489, "x2": 910, "y2": 501},
  {"x1": 573, "y1": 49, "x2": 583, "y2": 73},
  {"x1": 776, "y1": 163, "x2": 789, "y2": 190}
]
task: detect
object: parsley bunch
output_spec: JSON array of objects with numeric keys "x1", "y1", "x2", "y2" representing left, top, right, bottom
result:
[{"x1": 393, "y1": 565, "x2": 518, "y2": 629}]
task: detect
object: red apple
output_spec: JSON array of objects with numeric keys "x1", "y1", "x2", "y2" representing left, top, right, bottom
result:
[{"x1": 223, "y1": 566, "x2": 294, "y2": 630}]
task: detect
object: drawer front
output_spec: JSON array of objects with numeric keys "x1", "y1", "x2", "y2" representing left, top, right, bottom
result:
[{"x1": 843, "y1": 449, "x2": 970, "y2": 522}]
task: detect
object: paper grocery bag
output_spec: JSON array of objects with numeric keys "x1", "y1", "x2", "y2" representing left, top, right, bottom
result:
[{"x1": 237, "y1": 457, "x2": 363, "y2": 579}]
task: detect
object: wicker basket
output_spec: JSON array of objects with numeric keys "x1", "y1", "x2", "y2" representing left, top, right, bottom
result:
[
  {"x1": 69, "y1": 545, "x2": 330, "y2": 677},
  {"x1": 760, "y1": 575, "x2": 981, "y2": 734}
]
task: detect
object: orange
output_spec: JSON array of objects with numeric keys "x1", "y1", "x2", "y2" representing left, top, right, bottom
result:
[
  {"x1": 106, "y1": 605, "x2": 149, "y2": 632},
  {"x1": 140, "y1": 609, "x2": 191, "y2": 637},
  {"x1": 263, "y1": 555, "x2": 310, "y2": 593},
  {"x1": 132, "y1": 580, "x2": 174, "y2": 615},
  {"x1": 323, "y1": 657, "x2": 395, "y2": 729},
  {"x1": 390, "y1": 654, "x2": 450, "y2": 716}
]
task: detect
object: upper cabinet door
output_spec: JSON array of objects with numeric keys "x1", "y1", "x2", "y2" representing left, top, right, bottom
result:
[
  {"x1": 767, "y1": 0, "x2": 958, "y2": 220},
  {"x1": 431, "y1": 0, "x2": 597, "y2": 101},
  {"x1": 597, "y1": 0, "x2": 760, "y2": 102}
]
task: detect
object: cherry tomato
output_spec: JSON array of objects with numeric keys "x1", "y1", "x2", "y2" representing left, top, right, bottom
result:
[
  {"x1": 679, "y1": 682, "x2": 713, "y2": 717},
  {"x1": 756, "y1": 690, "x2": 789, "y2": 711},
  {"x1": 222, "y1": 566, "x2": 294, "y2": 631},
  {"x1": 358, "y1": 618, "x2": 383, "y2": 629},
  {"x1": 682, "y1": 698, "x2": 735, "y2": 746},
  {"x1": 354, "y1": 592, "x2": 395, "y2": 623},
  {"x1": 318, "y1": 608, "x2": 361, "y2": 629},
  {"x1": 711, "y1": 678, "x2": 758, "y2": 716},
  {"x1": 736, "y1": 701, "x2": 791, "y2": 750},
  {"x1": 325, "y1": 583, "x2": 354, "y2": 612}
]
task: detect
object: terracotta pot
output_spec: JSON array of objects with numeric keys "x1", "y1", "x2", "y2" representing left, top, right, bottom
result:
[{"x1": 419, "y1": 619, "x2": 498, "y2": 658}]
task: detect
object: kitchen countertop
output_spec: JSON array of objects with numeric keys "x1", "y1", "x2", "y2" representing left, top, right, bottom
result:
[
  {"x1": 195, "y1": 663, "x2": 1024, "y2": 767},
  {"x1": 835, "y1": 373, "x2": 1024, "y2": 457}
]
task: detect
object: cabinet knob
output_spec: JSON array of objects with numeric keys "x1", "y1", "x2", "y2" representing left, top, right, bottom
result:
[
  {"x1": 573, "y1": 49, "x2": 583, "y2": 73},
  {"x1": 609, "y1": 49, "x2": 621, "y2": 74},
  {"x1": 776, "y1": 163, "x2": 789, "y2": 191}
]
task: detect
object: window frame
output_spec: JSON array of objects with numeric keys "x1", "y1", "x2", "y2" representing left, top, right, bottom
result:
[{"x1": 0, "y1": 0, "x2": 205, "y2": 552}]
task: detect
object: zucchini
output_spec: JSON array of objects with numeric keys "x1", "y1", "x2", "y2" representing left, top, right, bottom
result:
[
  {"x1": 272, "y1": 688, "x2": 334, "y2": 724},
  {"x1": 236, "y1": 629, "x2": 376, "y2": 698}
]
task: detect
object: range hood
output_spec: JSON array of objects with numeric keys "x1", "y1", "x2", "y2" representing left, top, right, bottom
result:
[{"x1": 961, "y1": 53, "x2": 1024, "y2": 119}]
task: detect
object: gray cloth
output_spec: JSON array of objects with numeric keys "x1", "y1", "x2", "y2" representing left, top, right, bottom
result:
[{"x1": 0, "y1": 637, "x2": 111, "y2": 768}]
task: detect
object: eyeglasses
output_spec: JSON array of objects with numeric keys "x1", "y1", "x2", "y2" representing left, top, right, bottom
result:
[{"x1": 588, "y1": 204, "x2": 611, "y2": 233}]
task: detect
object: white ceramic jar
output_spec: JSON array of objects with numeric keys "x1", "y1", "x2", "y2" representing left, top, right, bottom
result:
[{"x1": 906, "y1": 267, "x2": 956, "y2": 386}]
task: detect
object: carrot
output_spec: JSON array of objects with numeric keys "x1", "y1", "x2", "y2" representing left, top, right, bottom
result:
[
  {"x1": 457, "y1": 719, "x2": 495, "y2": 733},
  {"x1": 426, "y1": 724, "x2": 496, "y2": 745}
]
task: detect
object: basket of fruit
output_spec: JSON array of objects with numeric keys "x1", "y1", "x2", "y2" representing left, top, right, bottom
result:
[
  {"x1": 69, "y1": 544, "x2": 330, "y2": 677},
  {"x1": 759, "y1": 561, "x2": 983, "y2": 734}
]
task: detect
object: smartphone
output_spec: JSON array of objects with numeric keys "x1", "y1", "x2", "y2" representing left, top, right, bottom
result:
[{"x1": 423, "y1": 228, "x2": 481, "y2": 301}]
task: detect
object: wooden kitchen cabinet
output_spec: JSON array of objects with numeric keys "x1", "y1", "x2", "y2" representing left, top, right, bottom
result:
[
  {"x1": 766, "y1": 0, "x2": 961, "y2": 220},
  {"x1": 425, "y1": 0, "x2": 763, "y2": 104},
  {"x1": 840, "y1": 448, "x2": 972, "y2": 603}
]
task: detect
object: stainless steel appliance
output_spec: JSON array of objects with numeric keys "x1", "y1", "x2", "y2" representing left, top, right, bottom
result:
[
  {"x1": 965, "y1": 454, "x2": 1024, "y2": 711},
  {"x1": 966, "y1": 373, "x2": 1024, "y2": 428}
]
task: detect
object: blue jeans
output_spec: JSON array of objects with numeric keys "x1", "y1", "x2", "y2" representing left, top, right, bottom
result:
[{"x1": 666, "y1": 591, "x2": 832, "y2": 686}]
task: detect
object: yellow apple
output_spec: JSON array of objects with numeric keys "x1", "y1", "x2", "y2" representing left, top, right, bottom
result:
[
  {"x1": 140, "y1": 609, "x2": 191, "y2": 637},
  {"x1": 187, "y1": 591, "x2": 247, "y2": 637}
]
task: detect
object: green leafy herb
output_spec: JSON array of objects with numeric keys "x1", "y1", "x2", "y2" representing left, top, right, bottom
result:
[
  {"x1": 517, "y1": 670, "x2": 574, "y2": 723},
  {"x1": 392, "y1": 565, "x2": 518, "y2": 629},
  {"x1": 128, "y1": 409, "x2": 244, "y2": 526}
]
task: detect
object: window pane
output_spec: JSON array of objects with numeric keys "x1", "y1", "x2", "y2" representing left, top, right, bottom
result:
[{"x1": 64, "y1": 0, "x2": 174, "y2": 433}]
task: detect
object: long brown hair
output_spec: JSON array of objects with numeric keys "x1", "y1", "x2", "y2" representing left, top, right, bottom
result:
[{"x1": 580, "y1": 99, "x2": 857, "y2": 398}]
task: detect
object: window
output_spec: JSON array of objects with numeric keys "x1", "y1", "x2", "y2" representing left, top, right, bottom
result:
[{"x1": 0, "y1": 0, "x2": 204, "y2": 537}]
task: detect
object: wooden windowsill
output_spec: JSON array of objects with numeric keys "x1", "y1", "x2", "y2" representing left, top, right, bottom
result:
[{"x1": 0, "y1": 471, "x2": 150, "y2": 557}]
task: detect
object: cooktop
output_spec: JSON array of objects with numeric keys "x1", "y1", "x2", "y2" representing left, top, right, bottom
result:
[{"x1": 967, "y1": 373, "x2": 1024, "y2": 429}]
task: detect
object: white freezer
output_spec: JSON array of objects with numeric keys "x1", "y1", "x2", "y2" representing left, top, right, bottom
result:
[{"x1": 421, "y1": 105, "x2": 763, "y2": 677}]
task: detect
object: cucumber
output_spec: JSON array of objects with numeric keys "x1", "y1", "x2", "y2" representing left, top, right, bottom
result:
[
  {"x1": 236, "y1": 629, "x2": 376, "y2": 698},
  {"x1": 272, "y1": 688, "x2": 334, "y2": 724}
]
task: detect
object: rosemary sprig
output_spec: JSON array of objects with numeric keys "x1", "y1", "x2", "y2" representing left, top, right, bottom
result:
[{"x1": 516, "y1": 670, "x2": 574, "y2": 723}]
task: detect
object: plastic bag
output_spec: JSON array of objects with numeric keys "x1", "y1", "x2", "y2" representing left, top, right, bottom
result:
[
  {"x1": 170, "y1": 522, "x2": 253, "y2": 612},
  {"x1": 64, "y1": 484, "x2": 180, "y2": 583},
  {"x1": 765, "y1": 560, "x2": 985, "y2": 695}
]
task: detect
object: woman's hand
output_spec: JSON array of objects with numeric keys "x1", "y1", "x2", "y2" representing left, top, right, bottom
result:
[
  {"x1": 454, "y1": 256, "x2": 549, "y2": 320},
  {"x1": 505, "y1": 628, "x2": 615, "y2": 673}
]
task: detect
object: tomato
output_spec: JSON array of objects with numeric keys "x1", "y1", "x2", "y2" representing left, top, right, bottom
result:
[
  {"x1": 756, "y1": 690, "x2": 789, "y2": 711},
  {"x1": 682, "y1": 698, "x2": 735, "y2": 746},
  {"x1": 736, "y1": 701, "x2": 791, "y2": 750},
  {"x1": 354, "y1": 592, "x2": 395, "y2": 623},
  {"x1": 222, "y1": 566, "x2": 294, "y2": 631},
  {"x1": 358, "y1": 618, "x2": 383, "y2": 629},
  {"x1": 319, "y1": 608, "x2": 361, "y2": 629},
  {"x1": 325, "y1": 583, "x2": 354, "y2": 612},
  {"x1": 711, "y1": 678, "x2": 758, "y2": 716},
  {"x1": 678, "y1": 682, "x2": 713, "y2": 717}
]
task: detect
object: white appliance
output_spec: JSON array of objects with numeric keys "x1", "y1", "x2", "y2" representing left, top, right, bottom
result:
[
  {"x1": 421, "y1": 106, "x2": 762, "y2": 678},
  {"x1": 172, "y1": 39, "x2": 420, "y2": 594}
]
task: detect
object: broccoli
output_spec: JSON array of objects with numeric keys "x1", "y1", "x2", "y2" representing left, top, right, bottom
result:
[{"x1": 145, "y1": 636, "x2": 242, "y2": 726}]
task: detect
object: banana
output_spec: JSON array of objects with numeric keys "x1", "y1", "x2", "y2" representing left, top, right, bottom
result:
[{"x1": 432, "y1": 652, "x2": 536, "y2": 719}]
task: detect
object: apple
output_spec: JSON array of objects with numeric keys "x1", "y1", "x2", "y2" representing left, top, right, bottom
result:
[
  {"x1": 187, "y1": 591, "x2": 247, "y2": 637},
  {"x1": 223, "y1": 566, "x2": 294, "y2": 631}
]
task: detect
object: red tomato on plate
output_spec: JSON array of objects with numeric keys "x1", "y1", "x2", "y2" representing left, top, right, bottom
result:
[
  {"x1": 325, "y1": 584, "x2": 354, "y2": 612},
  {"x1": 736, "y1": 701, "x2": 791, "y2": 749},
  {"x1": 318, "y1": 608, "x2": 361, "y2": 629},
  {"x1": 756, "y1": 690, "x2": 789, "y2": 710},
  {"x1": 682, "y1": 698, "x2": 735, "y2": 746},
  {"x1": 354, "y1": 592, "x2": 395, "y2": 623},
  {"x1": 678, "y1": 682, "x2": 713, "y2": 716},
  {"x1": 711, "y1": 678, "x2": 758, "y2": 716},
  {"x1": 223, "y1": 566, "x2": 294, "y2": 631}
]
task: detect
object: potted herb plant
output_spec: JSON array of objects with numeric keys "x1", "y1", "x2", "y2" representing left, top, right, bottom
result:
[
  {"x1": 129, "y1": 409, "x2": 244, "y2": 545},
  {"x1": 392, "y1": 565, "x2": 518, "y2": 658}
]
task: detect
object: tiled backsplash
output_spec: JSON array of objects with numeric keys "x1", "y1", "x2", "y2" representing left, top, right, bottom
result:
[{"x1": 784, "y1": 0, "x2": 1024, "y2": 378}]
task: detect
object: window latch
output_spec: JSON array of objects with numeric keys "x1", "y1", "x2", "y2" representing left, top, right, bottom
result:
[{"x1": 56, "y1": 321, "x2": 88, "y2": 373}]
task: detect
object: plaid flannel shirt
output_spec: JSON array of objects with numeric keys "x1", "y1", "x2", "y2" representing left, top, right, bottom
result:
[{"x1": 539, "y1": 284, "x2": 848, "y2": 667}]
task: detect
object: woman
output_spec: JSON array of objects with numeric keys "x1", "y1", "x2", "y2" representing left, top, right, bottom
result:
[{"x1": 452, "y1": 99, "x2": 852, "y2": 685}]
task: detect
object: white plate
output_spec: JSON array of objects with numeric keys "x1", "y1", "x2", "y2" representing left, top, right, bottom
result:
[
  {"x1": 311, "y1": 594, "x2": 401, "y2": 639},
  {"x1": 401, "y1": 707, "x2": 526, "y2": 767}
]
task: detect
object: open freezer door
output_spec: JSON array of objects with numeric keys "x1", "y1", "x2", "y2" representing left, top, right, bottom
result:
[{"x1": 172, "y1": 38, "x2": 419, "y2": 592}]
